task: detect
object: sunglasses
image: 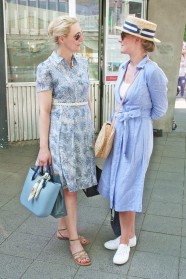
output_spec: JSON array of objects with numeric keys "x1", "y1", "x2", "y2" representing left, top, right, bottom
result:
[
  {"x1": 121, "y1": 32, "x2": 127, "y2": 40},
  {"x1": 74, "y1": 31, "x2": 83, "y2": 41}
]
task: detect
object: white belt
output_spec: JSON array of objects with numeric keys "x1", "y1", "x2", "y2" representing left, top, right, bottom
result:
[{"x1": 52, "y1": 102, "x2": 88, "y2": 106}]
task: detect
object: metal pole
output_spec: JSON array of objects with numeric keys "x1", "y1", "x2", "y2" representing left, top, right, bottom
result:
[{"x1": 0, "y1": 1, "x2": 8, "y2": 148}]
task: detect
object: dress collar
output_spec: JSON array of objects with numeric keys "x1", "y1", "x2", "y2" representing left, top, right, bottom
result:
[
  {"x1": 51, "y1": 51, "x2": 77, "y2": 66},
  {"x1": 121, "y1": 55, "x2": 150, "y2": 71},
  {"x1": 136, "y1": 55, "x2": 150, "y2": 69}
]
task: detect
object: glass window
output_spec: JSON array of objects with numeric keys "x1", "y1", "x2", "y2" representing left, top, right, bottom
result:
[
  {"x1": 129, "y1": 1, "x2": 142, "y2": 18},
  {"x1": 5, "y1": 0, "x2": 69, "y2": 82},
  {"x1": 29, "y1": 0, "x2": 37, "y2": 8},
  {"x1": 5, "y1": 0, "x2": 99, "y2": 82},
  {"x1": 38, "y1": 0, "x2": 46, "y2": 9},
  {"x1": 76, "y1": 0, "x2": 99, "y2": 80},
  {"x1": 105, "y1": 0, "x2": 146, "y2": 81}
]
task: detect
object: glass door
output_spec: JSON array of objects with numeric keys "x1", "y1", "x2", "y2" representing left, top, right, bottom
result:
[{"x1": 103, "y1": 0, "x2": 147, "y2": 82}]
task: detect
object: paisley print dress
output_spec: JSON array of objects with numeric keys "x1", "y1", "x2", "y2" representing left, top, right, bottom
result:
[{"x1": 36, "y1": 51, "x2": 97, "y2": 192}]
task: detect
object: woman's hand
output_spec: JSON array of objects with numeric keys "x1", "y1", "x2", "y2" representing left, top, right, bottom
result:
[{"x1": 37, "y1": 147, "x2": 52, "y2": 166}]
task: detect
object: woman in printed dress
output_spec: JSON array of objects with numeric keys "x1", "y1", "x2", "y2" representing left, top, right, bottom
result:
[
  {"x1": 98, "y1": 16, "x2": 168, "y2": 265},
  {"x1": 36, "y1": 16, "x2": 97, "y2": 266}
]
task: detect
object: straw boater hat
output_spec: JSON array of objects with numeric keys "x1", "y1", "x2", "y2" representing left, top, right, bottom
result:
[{"x1": 115, "y1": 15, "x2": 160, "y2": 43}]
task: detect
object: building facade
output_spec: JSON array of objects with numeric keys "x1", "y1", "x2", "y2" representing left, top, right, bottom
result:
[{"x1": 1, "y1": 0, "x2": 186, "y2": 146}]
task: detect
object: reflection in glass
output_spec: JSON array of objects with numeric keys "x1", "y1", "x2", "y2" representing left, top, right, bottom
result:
[
  {"x1": 108, "y1": 0, "x2": 143, "y2": 35},
  {"x1": 76, "y1": 0, "x2": 99, "y2": 80},
  {"x1": 6, "y1": 1, "x2": 69, "y2": 82},
  {"x1": 129, "y1": 2, "x2": 142, "y2": 18},
  {"x1": 106, "y1": 0, "x2": 144, "y2": 80},
  {"x1": 5, "y1": 0, "x2": 99, "y2": 82}
]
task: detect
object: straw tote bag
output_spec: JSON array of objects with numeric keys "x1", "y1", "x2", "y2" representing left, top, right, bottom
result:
[
  {"x1": 95, "y1": 121, "x2": 115, "y2": 159},
  {"x1": 95, "y1": 69, "x2": 141, "y2": 160}
]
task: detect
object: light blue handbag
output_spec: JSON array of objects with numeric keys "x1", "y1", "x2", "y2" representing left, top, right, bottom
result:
[{"x1": 20, "y1": 166, "x2": 67, "y2": 218}]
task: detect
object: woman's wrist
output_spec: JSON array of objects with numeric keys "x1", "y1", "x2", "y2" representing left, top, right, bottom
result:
[{"x1": 39, "y1": 145, "x2": 49, "y2": 150}]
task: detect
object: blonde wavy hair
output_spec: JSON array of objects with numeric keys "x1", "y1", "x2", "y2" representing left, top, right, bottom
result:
[{"x1": 48, "y1": 16, "x2": 78, "y2": 45}]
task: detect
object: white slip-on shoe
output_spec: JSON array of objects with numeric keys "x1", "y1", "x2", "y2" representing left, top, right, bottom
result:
[
  {"x1": 129, "y1": 235, "x2": 137, "y2": 248},
  {"x1": 104, "y1": 236, "x2": 120, "y2": 250},
  {"x1": 113, "y1": 244, "x2": 130, "y2": 265},
  {"x1": 104, "y1": 235, "x2": 136, "y2": 250}
]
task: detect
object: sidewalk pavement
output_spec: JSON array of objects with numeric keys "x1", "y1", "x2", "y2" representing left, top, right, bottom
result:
[{"x1": 0, "y1": 98, "x2": 186, "y2": 279}]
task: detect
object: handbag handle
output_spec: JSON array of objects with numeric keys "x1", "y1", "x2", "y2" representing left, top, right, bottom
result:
[
  {"x1": 31, "y1": 165, "x2": 52, "y2": 181},
  {"x1": 32, "y1": 166, "x2": 40, "y2": 180},
  {"x1": 111, "y1": 68, "x2": 142, "y2": 127}
]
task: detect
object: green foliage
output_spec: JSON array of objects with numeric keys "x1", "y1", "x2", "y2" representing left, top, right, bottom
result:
[{"x1": 184, "y1": 25, "x2": 186, "y2": 42}]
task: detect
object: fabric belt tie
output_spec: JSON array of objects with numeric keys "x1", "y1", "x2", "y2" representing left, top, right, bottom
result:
[
  {"x1": 118, "y1": 109, "x2": 150, "y2": 155},
  {"x1": 52, "y1": 102, "x2": 88, "y2": 106}
]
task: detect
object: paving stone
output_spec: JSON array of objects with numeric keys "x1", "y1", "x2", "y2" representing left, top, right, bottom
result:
[
  {"x1": 0, "y1": 162, "x2": 24, "y2": 172},
  {"x1": 17, "y1": 215, "x2": 57, "y2": 238},
  {"x1": 90, "y1": 224, "x2": 116, "y2": 248},
  {"x1": 0, "y1": 173, "x2": 26, "y2": 195},
  {"x1": 78, "y1": 205, "x2": 109, "y2": 225},
  {"x1": 151, "y1": 183, "x2": 183, "y2": 203},
  {"x1": 0, "y1": 253, "x2": 32, "y2": 279},
  {"x1": 147, "y1": 200, "x2": 182, "y2": 218},
  {"x1": 0, "y1": 208, "x2": 30, "y2": 232},
  {"x1": 79, "y1": 194, "x2": 109, "y2": 209},
  {"x1": 36, "y1": 237, "x2": 76, "y2": 267},
  {"x1": 142, "y1": 214, "x2": 182, "y2": 235},
  {"x1": 3, "y1": 155, "x2": 34, "y2": 165},
  {"x1": 128, "y1": 251, "x2": 179, "y2": 279},
  {"x1": 156, "y1": 171, "x2": 185, "y2": 183},
  {"x1": 181, "y1": 237, "x2": 186, "y2": 258},
  {"x1": 179, "y1": 258, "x2": 186, "y2": 279},
  {"x1": 0, "y1": 127, "x2": 186, "y2": 279},
  {"x1": 144, "y1": 178, "x2": 155, "y2": 190},
  {"x1": 0, "y1": 194, "x2": 13, "y2": 208},
  {"x1": 162, "y1": 150, "x2": 185, "y2": 159},
  {"x1": 135, "y1": 213, "x2": 145, "y2": 230},
  {"x1": 136, "y1": 231, "x2": 181, "y2": 257},
  {"x1": 182, "y1": 219, "x2": 186, "y2": 237},
  {"x1": 0, "y1": 231, "x2": 50, "y2": 259},
  {"x1": 75, "y1": 269, "x2": 126, "y2": 279},
  {"x1": 150, "y1": 153, "x2": 162, "y2": 163},
  {"x1": 147, "y1": 162, "x2": 160, "y2": 171},
  {"x1": 76, "y1": 222, "x2": 102, "y2": 245},
  {"x1": 21, "y1": 260, "x2": 77, "y2": 279},
  {"x1": 183, "y1": 204, "x2": 186, "y2": 219},
  {"x1": 163, "y1": 144, "x2": 185, "y2": 153},
  {"x1": 83, "y1": 244, "x2": 131, "y2": 275},
  {"x1": 0, "y1": 170, "x2": 13, "y2": 182},
  {"x1": 161, "y1": 156, "x2": 185, "y2": 166},
  {"x1": 1, "y1": 195, "x2": 31, "y2": 215},
  {"x1": 158, "y1": 163, "x2": 184, "y2": 173},
  {"x1": 145, "y1": 170, "x2": 158, "y2": 180}
]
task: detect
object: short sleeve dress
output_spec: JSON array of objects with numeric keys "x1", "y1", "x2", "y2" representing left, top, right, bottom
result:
[{"x1": 36, "y1": 51, "x2": 97, "y2": 192}]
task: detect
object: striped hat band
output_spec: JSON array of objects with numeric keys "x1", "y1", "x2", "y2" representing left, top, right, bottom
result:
[{"x1": 123, "y1": 21, "x2": 155, "y2": 39}]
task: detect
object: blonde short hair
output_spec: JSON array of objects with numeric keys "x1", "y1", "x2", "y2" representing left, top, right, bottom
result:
[{"x1": 48, "y1": 16, "x2": 78, "y2": 45}]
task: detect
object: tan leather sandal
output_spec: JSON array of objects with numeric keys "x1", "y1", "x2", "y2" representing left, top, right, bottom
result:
[
  {"x1": 70, "y1": 238, "x2": 91, "y2": 266},
  {"x1": 57, "y1": 228, "x2": 89, "y2": 245},
  {"x1": 56, "y1": 228, "x2": 69, "y2": 240}
]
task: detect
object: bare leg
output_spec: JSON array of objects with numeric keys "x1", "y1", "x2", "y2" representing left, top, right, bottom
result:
[
  {"x1": 56, "y1": 190, "x2": 88, "y2": 245},
  {"x1": 63, "y1": 188, "x2": 90, "y2": 264},
  {"x1": 119, "y1": 211, "x2": 135, "y2": 244},
  {"x1": 57, "y1": 217, "x2": 68, "y2": 238}
]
